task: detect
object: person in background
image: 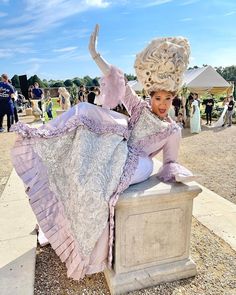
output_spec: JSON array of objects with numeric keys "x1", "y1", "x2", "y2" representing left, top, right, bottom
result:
[
  {"x1": 94, "y1": 87, "x2": 102, "y2": 106},
  {"x1": 195, "y1": 93, "x2": 201, "y2": 107},
  {"x1": 46, "y1": 97, "x2": 53, "y2": 120},
  {"x1": 185, "y1": 92, "x2": 193, "y2": 118},
  {"x1": 176, "y1": 112, "x2": 185, "y2": 128},
  {"x1": 58, "y1": 87, "x2": 71, "y2": 110},
  {"x1": 190, "y1": 93, "x2": 201, "y2": 133},
  {"x1": 0, "y1": 74, "x2": 15, "y2": 132},
  {"x1": 8, "y1": 80, "x2": 19, "y2": 124},
  {"x1": 28, "y1": 85, "x2": 34, "y2": 104},
  {"x1": 203, "y1": 93, "x2": 214, "y2": 125},
  {"x1": 87, "y1": 86, "x2": 96, "y2": 104},
  {"x1": 32, "y1": 82, "x2": 44, "y2": 112},
  {"x1": 78, "y1": 85, "x2": 85, "y2": 102},
  {"x1": 172, "y1": 95, "x2": 181, "y2": 117},
  {"x1": 222, "y1": 95, "x2": 235, "y2": 127}
]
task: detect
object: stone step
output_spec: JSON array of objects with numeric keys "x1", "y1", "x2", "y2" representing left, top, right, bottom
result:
[
  {"x1": 193, "y1": 183, "x2": 236, "y2": 251},
  {"x1": 0, "y1": 169, "x2": 37, "y2": 295}
]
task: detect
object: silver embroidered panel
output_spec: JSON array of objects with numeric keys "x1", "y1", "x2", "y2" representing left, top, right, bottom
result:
[
  {"x1": 34, "y1": 127, "x2": 128, "y2": 257},
  {"x1": 128, "y1": 107, "x2": 169, "y2": 145}
]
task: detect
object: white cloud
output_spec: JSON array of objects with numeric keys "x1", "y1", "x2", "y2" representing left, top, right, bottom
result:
[
  {"x1": 85, "y1": 0, "x2": 110, "y2": 8},
  {"x1": 25, "y1": 63, "x2": 41, "y2": 77},
  {"x1": 0, "y1": 46, "x2": 34, "y2": 58},
  {"x1": 121, "y1": 54, "x2": 136, "y2": 58},
  {"x1": 224, "y1": 11, "x2": 236, "y2": 16},
  {"x1": 0, "y1": 12, "x2": 7, "y2": 17},
  {"x1": 61, "y1": 28, "x2": 89, "y2": 39},
  {"x1": 180, "y1": 18, "x2": 192, "y2": 21},
  {"x1": 180, "y1": 0, "x2": 199, "y2": 5},
  {"x1": 0, "y1": 0, "x2": 110, "y2": 40},
  {"x1": 143, "y1": 0, "x2": 172, "y2": 7},
  {"x1": 114, "y1": 37, "x2": 126, "y2": 42},
  {"x1": 15, "y1": 58, "x2": 51, "y2": 65},
  {"x1": 53, "y1": 46, "x2": 78, "y2": 52},
  {"x1": 0, "y1": 50, "x2": 12, "y2": 58}
]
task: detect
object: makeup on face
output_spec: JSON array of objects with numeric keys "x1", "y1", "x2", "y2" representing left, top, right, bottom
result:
[{"x1": 151, "y1": 90, "x2": 174, "y2": 118}]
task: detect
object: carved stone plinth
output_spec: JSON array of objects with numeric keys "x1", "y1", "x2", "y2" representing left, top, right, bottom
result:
[
  {"x1": 104, "y1": 160, "x2": 202, "y2": 295},
  {"x1": 25, "y1": 108, "x2": 33, "y2": 116},
  {"x1": 56, "y1": 109, "x2": 65, "y2": 116}
]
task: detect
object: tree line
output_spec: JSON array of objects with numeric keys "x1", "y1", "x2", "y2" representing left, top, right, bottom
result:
[
  {"x1": 10, "y1": 65, "x2": 236, "y2": 89},
  {"x1": 10, "y1": 73, "x2": 137, "y2": 89}
]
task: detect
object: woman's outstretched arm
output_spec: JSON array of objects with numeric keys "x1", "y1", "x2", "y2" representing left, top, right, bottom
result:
[
  {"x1": 89, "y1": 24, "x2": 111, "y2": 76},
  {"x1": 88, "y1": 24, "x2": 142, "y2": 114}
]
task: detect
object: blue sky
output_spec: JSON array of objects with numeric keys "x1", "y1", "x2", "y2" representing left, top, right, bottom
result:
[{"x1": 0, "y1": 0, "x2": 236, "y2": 80}]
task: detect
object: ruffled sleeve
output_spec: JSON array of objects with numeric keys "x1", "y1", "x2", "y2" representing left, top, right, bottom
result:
[
  {"x1": 157, "y1": 162, "x2": 193, "y2": 183},
  {"x1": 98, "y1": 65, "x2": 144, "y2": 115},
  {"x1": 157, "y1": 125, "x2": 194, "y2": 182},
  {"x1": 98, "y1": 66, "x2": 126, "y2": 109}
]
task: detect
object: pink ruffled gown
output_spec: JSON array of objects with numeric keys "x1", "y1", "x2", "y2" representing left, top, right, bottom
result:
[{"x1": 11, "y1": 66, "x2": 193, "y2": 280}]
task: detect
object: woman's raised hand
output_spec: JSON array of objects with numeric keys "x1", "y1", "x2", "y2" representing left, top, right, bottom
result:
[
  {"x1": 89, "y1": 24, "x2": 99, "y2": 59},
  {"x1": 88, "y1": 24, "x2": 111, "y2": 75}
]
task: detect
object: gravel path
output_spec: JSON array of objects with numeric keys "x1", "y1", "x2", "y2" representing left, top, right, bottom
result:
[
  {"x1": 179, "y1": 124, "x2": 236, "y2": 205},
  {"x1": 33, "y1": 218, "x2": 236, "y2": 295},
  {"x1": 0, "y1": 114, "x2": 34, "y2": 197},
  {"x1": 0, "y1": 117, "x2": 235, "y2": 295}
]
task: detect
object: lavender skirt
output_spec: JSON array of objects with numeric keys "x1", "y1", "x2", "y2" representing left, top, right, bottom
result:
[{"x1": 11, "y1": 103, "x2": 142, "y2": 280}]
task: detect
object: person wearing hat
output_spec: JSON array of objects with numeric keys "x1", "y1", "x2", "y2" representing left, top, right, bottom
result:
[
  {"x1": 11, "y1": 25, "x2": 194, "y2": 281},
  {"x1": 0, "y1": 73, "x2": 15, "y2": 132}
]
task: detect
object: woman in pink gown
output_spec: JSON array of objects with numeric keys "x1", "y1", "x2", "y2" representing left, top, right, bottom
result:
[{"x1": 11, "y1": 25, "x2": 194, "y2": 280}]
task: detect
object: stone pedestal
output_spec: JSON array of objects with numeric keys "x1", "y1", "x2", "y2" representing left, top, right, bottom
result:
[
  {"x1": 56, "y1": 109, "x2": 65, "y2": 116},
  {"x1": 104, "y1": 160, "x2": 202, "y2": 295},
  {"x1": 25, "y1": 108, "x2": 32, "y2": 116}
]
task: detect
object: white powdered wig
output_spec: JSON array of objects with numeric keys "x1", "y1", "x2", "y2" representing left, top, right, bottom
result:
[{"x1": 134, "y1": 37, "x2": 190, "y2": 93}]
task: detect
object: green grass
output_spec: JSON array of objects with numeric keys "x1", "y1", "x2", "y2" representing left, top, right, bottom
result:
[{"x1": 44, "y1": 97, "x2": 61, "y2": 122}]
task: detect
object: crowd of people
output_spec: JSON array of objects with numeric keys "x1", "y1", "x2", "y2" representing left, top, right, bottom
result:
[
  {"x1": 1, "y1": 72, "x2": 235, "y2": 133},
  {"x1": 167, "y1": 92, "x2": 235, "y2": 134}
]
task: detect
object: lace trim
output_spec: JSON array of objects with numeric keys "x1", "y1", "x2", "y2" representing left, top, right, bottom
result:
[
  {"x1": 157, "y1": 162, "x2": 193, "y2": 182},
  {"x1": 128, "y1": 101, "x2": 148, "y2": 132},
  {"x1": 107, "y1": 146, "x2": 140, "y2": 267},
  {"x1": 11, "y1": 114, "x2": 129, "y2": 139},
  {"x1": 133, "y1": 122, "x2": 180, "y2": 155}
]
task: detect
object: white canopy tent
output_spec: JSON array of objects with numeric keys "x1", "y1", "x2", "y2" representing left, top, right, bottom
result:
[
  {"x1": 183, "y1": 65, "x2": 232, "y2": 94},
  {"x1": 127, "y1": 80, "x2": 143, "y2": 92},
  {"x1": 128, "y1": 66, "x2": 232, "y2": 95}
]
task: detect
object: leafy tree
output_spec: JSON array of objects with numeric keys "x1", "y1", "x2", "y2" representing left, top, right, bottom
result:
[
  {"x1": 42, "y1": 79, "x2": 49, "y2": 87},
  {"x1": 64, "y1": 79, "x2": 73, "y2": 87},
  {"x1": 219, "y1": 66, "x2": 236, "y2": 81},
  {"x1": 51, "y1": 81, "x2": 65, "y2": 87},
  {"x1": 82, "y1": 75, "x2": 93, "y2": 87},
  {"x1": 48, "y1": 79, "x2": 57, "y2": 87},
  {"x1": 188, "y1": 65, "x2": 199, "y2": 70},
  {"x1": 125, "y1": 73, "x2": 137, "y2": 81},
  {"x1": 92, "y1": 77, "x2": 99, "y2": 86},
  {"x1": 69, "y1": 83, "x2": 78, "y2": 105},
  {"x1": 11, "y1": 75, "x2": 20, "y2": 88},
  {"x1": 73, "y1": 78, "x2": 83, "y2": 87},
  {"x1": 28, "y1": 75, "x2": 45, "y2": 88}
]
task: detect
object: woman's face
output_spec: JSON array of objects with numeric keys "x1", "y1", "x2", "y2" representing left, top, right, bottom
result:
[{"x1": 151, "y1": 90, "x2": 174, "y2": 118}]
